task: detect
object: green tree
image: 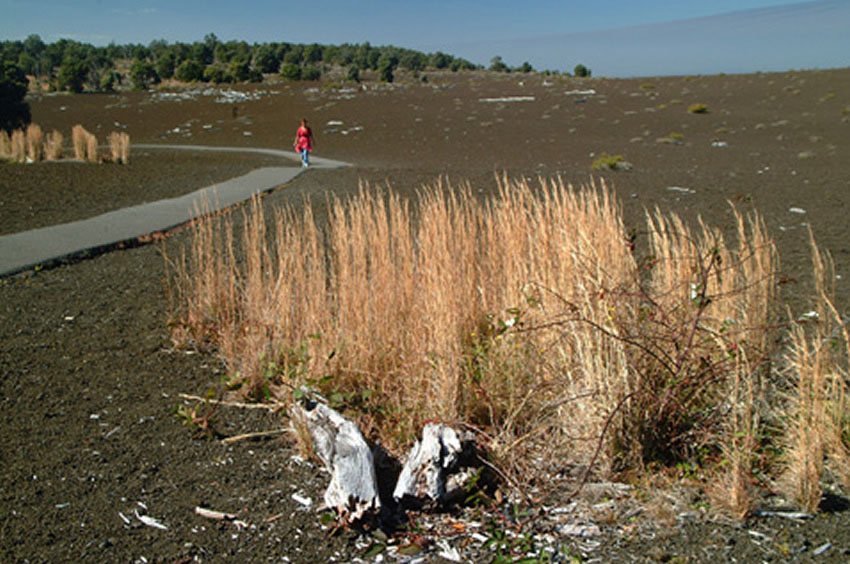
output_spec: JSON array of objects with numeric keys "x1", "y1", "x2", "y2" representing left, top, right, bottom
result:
[
  {"x1": 573, "y1": 63, "x2": 591, "y2": 78},
  {"x1": 280, "y1": 63, "x2": 302, "y2": 81},
  {"x1": 517, "y1": 61, "x2": 534, "y2": 73},
  {"x1": 0, "y1": 61, "x2": 31, "y2": 131},
  {"x1": 203, "y1": 64, "x2": 230, "y2": 84},
  {"x1": 130, "y1": 59, "x2": 160, "y2": 89},
  {"x1": 346, "y1": 65, "x2": 360, "y2": 83},
  {"x1": 489, "y1": 55, "x2": 509, "y2": 73},
  {"x1": 99, "y1": 70, "x2": 120, "y2": 92},
  {"x1": 156, "y1": 52, "x2": 176, "y2": 80},
  {"x1": 377, "y1": 52, "x2": 398, "y2": 83},
  {"x1": 175, "y1": 59, "x2": 204, "y2": 82},
  {"x1": 301, "y1": 65, "x2": 321, "y2": 81},
  {"x1": 57, "y1": 58, "x2": 87, "y2": 92},
  {"x1": 253, "y1": 44, "x2": 281, "y2": 73}
]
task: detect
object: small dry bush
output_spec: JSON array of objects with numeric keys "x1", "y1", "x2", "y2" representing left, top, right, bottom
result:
[
  {"x1": 72, "y1": 124, "x2": 99, "y2": 162},
  {"x1": 781, "y1": 233, "x2": 850, "y2": 512},
  {"x1": 0, "y1": 130, "x2": 10, "y2": 160},
  {"x1": 44, "y1": 130, "x2": 64, "y2": 160},
  {"x1": 168, "y1": 177, "x2": 783, "y2": 494},
  {"x1": 107, "y1": 131, "x2": 130, "y2": 164},
  {"x1": 9, "y1": 129, "x2": 27, "y2": 163},
  {"x1": 85, "y1": 131, "x2": 99, "y2": 163},
  {"x1": 72, "y1": 125, "x2": 88, "y2": 160},
  {"x1": 25, "y1": 124, "x2": 44, "y2": 162}
]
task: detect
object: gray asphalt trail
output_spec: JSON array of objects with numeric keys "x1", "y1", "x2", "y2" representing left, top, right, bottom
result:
[{"x1": 0, "y1": 144, "x2": 348, "y2": 277}]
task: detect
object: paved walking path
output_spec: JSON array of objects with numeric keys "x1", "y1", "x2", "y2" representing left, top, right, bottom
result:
[{"x1": 0, "y1": 144, "x2": 349, "y2": 277}]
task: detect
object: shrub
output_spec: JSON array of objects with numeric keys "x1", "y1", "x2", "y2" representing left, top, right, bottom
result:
[
  {"x1": 168, "y1": 177, "x2": 779, "y2": 488},
  {"x1": 688, "y1": 103, "x2": 709, "y2": 114},
  {"x1": 591, "y1": 153, "x2": 629, "y2": 171}
]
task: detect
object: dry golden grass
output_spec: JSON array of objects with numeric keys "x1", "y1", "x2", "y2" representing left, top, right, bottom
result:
[
  {"x1": 71, "y1": 124, "x2": 88, "y2": 161},
  {"x1": 107, "y1": 131, "x2": 130, "y2": 164},
  {"x1": 10, "y1": 129, "x2": 27, "y2": 163},
  {"x1": 25, "y1": 124, "x2": 44, "y2": 162},
  {"x1": 86, "y1": 131, "x2": 99, "y2": 164},
  {"x1": 0, "y1": 130, "x2": 10, "y2": 159},
  {"x1": 781, "y1": 232, "x2": 850, "y2": 512},
  {"x1": 44, "y1": 130, "x2": 64, "y2": 161},
  {"x1": 168, "y1": 176, "x2": 786, "y2": 494},
  {"x1": 72, "y1": 124, "x2": 99, "y2": 162}
]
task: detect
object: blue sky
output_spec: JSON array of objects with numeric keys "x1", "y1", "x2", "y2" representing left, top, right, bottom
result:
[{"x1": 1, "y1": 0, "x2": 847, "y2": 76}]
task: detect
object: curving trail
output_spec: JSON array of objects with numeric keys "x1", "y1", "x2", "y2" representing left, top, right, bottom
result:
[{"x1": 0, "y1": 145, "x2": 349, "y2": 277}]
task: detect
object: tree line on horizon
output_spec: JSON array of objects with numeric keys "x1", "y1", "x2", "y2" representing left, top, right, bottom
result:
[
  {"x1": 0, "y1": 33, "x2": 484, "y2": 94},
  {"x1": 1, "y1": 34, "x2": 592, "y2": 132}
]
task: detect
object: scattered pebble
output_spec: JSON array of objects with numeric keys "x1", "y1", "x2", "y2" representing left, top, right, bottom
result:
[
  {"x1": 789, "y1": 207, "x2": 806, "y2": 214},
  {"x1": 479, "y1": 96, "x2": 535, "y2": 103}
]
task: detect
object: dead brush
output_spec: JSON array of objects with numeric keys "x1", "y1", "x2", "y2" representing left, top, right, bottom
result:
[
  {"x1": 44, "y1": 130, "x2": 64, "y2": 160},
  {"x1": 25, "y1": 124, "x2": 44, "y2": 162},
  {"x1": 167, "y1": 176, "x2": 782, "y2": 496}
]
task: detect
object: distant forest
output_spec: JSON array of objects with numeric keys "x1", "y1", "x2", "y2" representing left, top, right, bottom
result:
[{"x1": 0, "y1": 33, "x2": 486, "y2": 92}]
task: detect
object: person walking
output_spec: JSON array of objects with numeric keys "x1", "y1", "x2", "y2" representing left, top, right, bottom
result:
[{"x1": 293, "y1": 118, "x2": 314, "y2": 168}]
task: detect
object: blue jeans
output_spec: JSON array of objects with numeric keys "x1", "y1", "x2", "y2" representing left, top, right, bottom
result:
[{"x1": 300, "y1": 148, "x2": 310, "y2": 166}]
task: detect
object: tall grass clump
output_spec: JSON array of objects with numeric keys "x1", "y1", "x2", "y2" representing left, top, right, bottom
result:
[
  {"x1": 44, "y1": 130, "x2": 64, "y2": 160},
  {"x1": 781, "y1": 233, "x2": 850, "y2": 512},
  {"x1": 107, "y1": 131, "x2": 130, "y2": 164},
  {"x1": 9, "y1": 129, "x2": 27, "y2": 162},
  {"x1": 167, "y1": 177, "x2": 780, "y2": 488},
  {"x1": 25, "y1": 124, "x2": 44, "y2": 162},
  {"x1": 72, "y1": 124, "x2": 99, "y2": 162}
]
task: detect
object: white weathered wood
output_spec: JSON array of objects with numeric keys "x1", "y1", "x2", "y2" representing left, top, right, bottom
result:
[
  {"x1": 393, "y1": 423, "x2": 464, "y2": 503},
  {"x1": 292, "y1": 399, "x2": 380, "y2": 522}
]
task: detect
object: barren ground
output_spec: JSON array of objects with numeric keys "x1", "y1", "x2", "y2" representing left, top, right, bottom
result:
[{"x1": 2, "y1": 69, "x2": 850, "y2": 562}]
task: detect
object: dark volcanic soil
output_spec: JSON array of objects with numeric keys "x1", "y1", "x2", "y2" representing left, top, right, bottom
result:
[
  {"x1": 2, "y1": 70, "x2": 850, "y2": 562},
  {"x1": 0, "y1": 150, "x2": 286, "y2": 235}
]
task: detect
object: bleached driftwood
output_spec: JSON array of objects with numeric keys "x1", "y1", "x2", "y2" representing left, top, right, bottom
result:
[
  {"x1": 292, "y1": 397, "x2": 380, "y2": 523},
  {"x1": 393, "y1": 423, "x2": 471, "y2": 504}
]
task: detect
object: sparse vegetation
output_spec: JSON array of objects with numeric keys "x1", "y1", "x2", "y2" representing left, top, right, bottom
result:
[
  {"x1": 591, "y1": 152, "x2": 628, "y2": 170},
  {"x1": 687, "y1": 103, "x2": 709, "y2": 114},
  {"x1": 167, "y1": 176, "x2": 808, "y2": 501}
]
